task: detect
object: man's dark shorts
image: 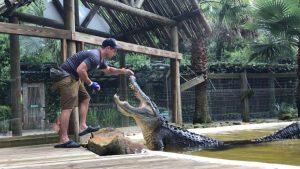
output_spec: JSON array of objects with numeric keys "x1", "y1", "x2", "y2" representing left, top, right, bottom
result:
[{"x1": 52, "y1": 76, "x2": 90, "y2": 110}]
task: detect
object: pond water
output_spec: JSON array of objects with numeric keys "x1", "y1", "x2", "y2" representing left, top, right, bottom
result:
[{"x1": 184, "y1": 127, "x2": 300, "y2": 166}]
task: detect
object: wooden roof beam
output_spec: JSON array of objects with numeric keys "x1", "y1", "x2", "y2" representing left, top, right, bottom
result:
[
  {"x1": 120, "y1": 0, "x2": 129, "y2": 5},
  {"x1": 86, "y1": 0, "x2": 177, "y2": 25},
  {"x1": 0, "y1": 22, "x2": 71, "y2": 39},
  {"x1": 52, "y1": 0, "x2": 64, "y2": 21},
  {"x1": 81, "y1": 5, "x2": 99, "y2": 27},
  {"x1": 72, "y1": 32, "x2": 182, "y2": 59},
  {"x1": 0, "y1": 21, "x2": 182, "y2": 59},
  {"x1": 191, "y1": 0, "x2": 211, "y2": 35},
  {"x1": 10, "y1": 12, "x2": 111, "y2": 37},
  {"x1": 117, "y1": 9, "x2": 202, "y2": 39}
]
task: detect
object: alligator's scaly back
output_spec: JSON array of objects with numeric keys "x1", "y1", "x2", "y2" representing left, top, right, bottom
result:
[
  {"x1": 114, "y1": 76, "x2": 300, "y2": 151},
  {"x1": 254, "y1": 122, "x2": 300, "y2": 143}
]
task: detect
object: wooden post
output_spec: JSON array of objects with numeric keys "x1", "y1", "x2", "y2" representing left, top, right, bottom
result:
[
  {"x1": 9, "y1": 16, "x2": 22, "y2": 136},
  {"x1": 76, "y1": 42, "x2": 85, "y2": 52},
  {"x1": 170, "y1": 26, "x2": 182, "y2": 124},
  {"x1": 269, "y1": 75, "x2": 276, "y2": 117},
  {"x1": 75, "y1": 0, "x2": 83, "y2": 53},
  {"x1": 60, "y1": 39, "x2": 67, "y2": 63},
  {"x1": 64, "y1": 0, "x2": 79, "y2": 141},
  {"x1": 241, "y1": 71, "x2": 250, "y2": 122},
  {"x1": 119, "y1": 51, "x2": 129, "y2": 126}
]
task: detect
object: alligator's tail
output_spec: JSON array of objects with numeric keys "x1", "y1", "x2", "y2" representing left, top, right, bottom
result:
[
  {"x1": 222, "y1": 122, "x2": 300, "y2": 147},
  {"x1": 253, "y1": 122, "x2": 300, "y2": 143}
]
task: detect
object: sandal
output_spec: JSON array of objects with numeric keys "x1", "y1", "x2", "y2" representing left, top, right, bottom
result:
[
  {"x1": 79, "y1": 126, "x2": 100, "y2": 136},
  {"x1": 54, "y1": 140, "x2": 80, "y2": 148}
]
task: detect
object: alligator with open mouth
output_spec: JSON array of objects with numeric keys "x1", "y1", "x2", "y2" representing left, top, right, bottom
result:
[{"x1": 114, "y1": 76, "x2": 300, "y2": 151}]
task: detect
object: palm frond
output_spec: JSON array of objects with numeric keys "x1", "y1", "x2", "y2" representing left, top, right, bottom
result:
[
  {"x1": 254, "y1": 0, "x2": 300, "y2": 37},
  {"x1": 249, "y1": 35, "x2": 294, "y2": 63}
]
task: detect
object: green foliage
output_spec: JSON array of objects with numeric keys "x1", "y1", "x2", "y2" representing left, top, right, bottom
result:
[
  {"x1": 180, "y1": 54, "x2": 191, "y2": 66},
  {"x1": 254, "y1": 0, "x2": 300, "y2": 37},
  {"x1": 249, "y1": 35, "x2": 295, "y2": 63},
  {"x1": 0, "y1": 34, "x2": 10, "y2": 104},
  {"x1": 275, "y1": 103, "x2": 297, "y2": 120},
  {"x1": 0, "y1": 105, "x2": 11, "y2": 120},
  {"x1": 87, "y1": 105, "x2": 135, "y2": 127},
  {"x1": 124, "y1": 53, "x2": 151, "y2": 70},
  {"x1": 207, "y1": 62, "x2": 296, "y2": 73},
  {"x1": 0, "y1": 105, "x2": 10, "y2": 133},
  {"x1": 20, "y1": 37, "x2": 60, "y2": 64}
]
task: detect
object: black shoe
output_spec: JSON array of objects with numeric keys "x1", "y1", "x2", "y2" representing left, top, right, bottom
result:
[
  {"x1": 79, "y1": 126, "x2": 100, "y2": 136},
  {"x1": 54, "y1": 140, "x2": 80, "y2": 148}
]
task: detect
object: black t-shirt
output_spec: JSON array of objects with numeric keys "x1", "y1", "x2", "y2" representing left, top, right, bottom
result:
[{"x1": 60, "y1": 49, "x2": 108, "y2": 78}]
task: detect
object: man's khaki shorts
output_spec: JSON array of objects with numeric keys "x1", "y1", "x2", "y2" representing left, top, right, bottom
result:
[{"x1": 52, "y1": 76, "x2": 90, "y2": 110}]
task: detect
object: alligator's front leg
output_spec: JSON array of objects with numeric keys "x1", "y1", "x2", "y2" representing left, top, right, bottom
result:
[
  {"x1": 153, "y1": 139, "x2": 164, "y2": 151},
  {"x1": 146, "y1": 135, "x2": 164, "y2": 151}
]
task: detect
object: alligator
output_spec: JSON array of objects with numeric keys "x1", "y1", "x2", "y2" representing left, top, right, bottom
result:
[{"x1": 114, "y1": 76, "x2": 300, "y2": 151}]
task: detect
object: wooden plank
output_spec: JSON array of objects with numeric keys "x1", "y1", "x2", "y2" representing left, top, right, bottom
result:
[
  {"x1": 10, "y1": 12, "x2": 111, "y2": 37},
  {"x1": 12, "y1": 12, "x2": 64, "y2": 29},
  {"x1": 209, "y1": 72, "x2": 297, "y2": 79},
  {"x1": 0, "y1": 21, "x2": 181, "y2": 59},
  {"x1": 180, "y1": 75, "x2": 205, "y2": 92},
  {"x1": 86, "y1": 0, "x2": 177, "y2": 25},
  {"x1": 0, "y1": 22, "x2": 71, "y2": 39},
  {"x1": 0, "y1": 146, "x2": 265, "y2": 169},
  {"x1": 72, "y1": 32, "x2": 182, "y2": 59},
  {"x1": 77, "y1": 26, "x2": 111, "y2": 37}
]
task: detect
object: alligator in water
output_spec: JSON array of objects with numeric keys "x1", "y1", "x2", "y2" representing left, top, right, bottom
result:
[{"x1": 114, "y1": 76, "x2": 300, "y2": 151}]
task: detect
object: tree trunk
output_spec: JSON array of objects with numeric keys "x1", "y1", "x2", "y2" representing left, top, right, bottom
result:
[
  {"x1": 296, "y1": 39, "x2": 300, "y2": 117},
  {"x1": 191, "y1": 39, "x2": 211, "y2": 123}
]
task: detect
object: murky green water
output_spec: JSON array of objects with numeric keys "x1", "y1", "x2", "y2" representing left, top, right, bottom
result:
[{"x1": 185, "y1": 127, "x2": 300, "y2": 166}]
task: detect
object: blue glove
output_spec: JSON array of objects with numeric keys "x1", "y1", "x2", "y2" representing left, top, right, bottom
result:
[{"x1": 89, "y1": 82, "x2": 100, "y2": 91}]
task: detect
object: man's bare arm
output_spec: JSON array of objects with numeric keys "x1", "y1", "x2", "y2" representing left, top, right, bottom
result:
[
  {"x1": 77, "y1": 62, "x2": 93, "y2": 85},
  {"x1": 102, "y1": 66, "x2": 134, "y2": 76}
]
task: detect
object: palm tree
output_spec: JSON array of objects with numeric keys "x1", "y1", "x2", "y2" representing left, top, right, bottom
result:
[
  {"x1": 253, "y1": 0, "x2": 300, "y2": 117},
  {"x1": 202, "y1": 0, "x2": 250, "y2": 60},
  {"x1": 191, "y1": 38, "x2": 211, "y2": 123}
]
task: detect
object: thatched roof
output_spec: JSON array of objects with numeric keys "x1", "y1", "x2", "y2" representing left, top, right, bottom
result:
[
  {"x1": 1, "y1": 0, "x2": 210, "y2": 50},
  {"x1": 82, "y1": 0, "x2": 210, "y2": 49}
]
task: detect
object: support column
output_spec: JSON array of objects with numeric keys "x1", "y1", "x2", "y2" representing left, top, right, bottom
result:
[
  {"x1": 269, "y1": 74, "x2": 276, "y2": 117},
  {"x1": 119, "y1": 51, "x2": 129, "y2": 126},
  {"x1": 64, "y1": 0, "x2": 79, "y2": 141},
  {"x1": 60, "y1": 39, "x2": 67, "y2": 63},
  {"x1": 9, "y1": 16, "x2": 22, "y2": 136},
  {"x1": 170, "y1": 26, "x2": 182, "y2": 124},
  {"x1": 241, "y1": 71, "x2": 250, "y2": 122}
]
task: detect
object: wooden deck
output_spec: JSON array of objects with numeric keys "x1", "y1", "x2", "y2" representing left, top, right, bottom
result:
[{"x1": 0, "y1": 144, "x2": 298, "y2": 169}]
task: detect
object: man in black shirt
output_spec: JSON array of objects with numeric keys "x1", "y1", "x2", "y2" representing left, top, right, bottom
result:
[{"x1": 53, "y1": 38, "x2": 133, "y2": 148}]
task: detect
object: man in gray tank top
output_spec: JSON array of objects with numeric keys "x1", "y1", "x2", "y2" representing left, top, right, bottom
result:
[{"x1": 53, "y1": 38, "x2": 134, "y2": 148}]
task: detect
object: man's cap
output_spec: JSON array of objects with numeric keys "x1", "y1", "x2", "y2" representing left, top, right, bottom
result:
[{"x1": 102, "y1": 38, "x2": 122, "y2": 49}]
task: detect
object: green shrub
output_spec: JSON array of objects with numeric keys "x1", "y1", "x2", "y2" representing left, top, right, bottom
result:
[
  {"x1": 0, "y1": 105, "x2": 11, "y2": 133},
  {"x1": 275, "y1": 103, "x2": 297, "y2": 120},
  {"x1": 0, "y1": 105, "x2": 11, "y2": 120}
]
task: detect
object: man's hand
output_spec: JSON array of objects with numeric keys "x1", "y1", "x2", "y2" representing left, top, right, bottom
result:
[
  {"x1": 89, "y1": 82, "x2": 101, "y2": 91},
  {"x1": 123, "y1": 69, "x2": 134, "y2": 76}
]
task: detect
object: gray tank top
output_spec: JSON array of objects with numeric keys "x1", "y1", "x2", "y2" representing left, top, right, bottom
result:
[{"x1": 60, "y1": 49, "x2": 108, "y2": 78}]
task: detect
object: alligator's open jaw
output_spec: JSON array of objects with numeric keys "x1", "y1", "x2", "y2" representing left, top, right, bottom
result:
[{"x1": 114, "y1": 76, "x2": 156, "y2": 118}]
